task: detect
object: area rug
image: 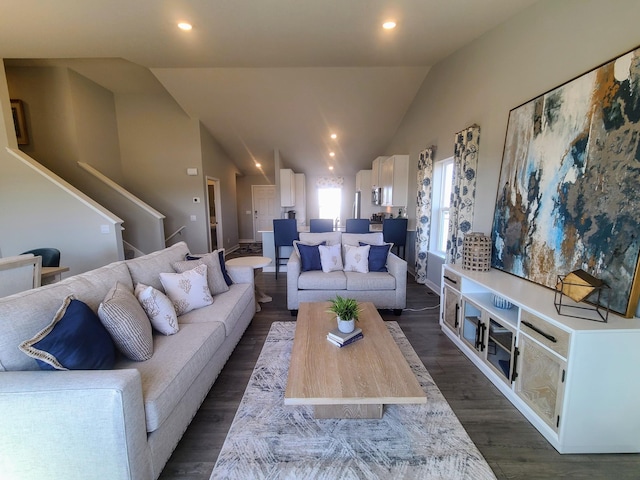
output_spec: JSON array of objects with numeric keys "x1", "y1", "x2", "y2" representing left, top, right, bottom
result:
[{"x1": 210, "y1": 321, "x2": 496, "y2": 480}]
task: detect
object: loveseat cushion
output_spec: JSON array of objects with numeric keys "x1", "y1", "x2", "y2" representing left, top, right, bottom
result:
[
  {"x1": 345, "y1": 271, "x2": 396, "y2": 291},
  {"x1": 126, "y1": 242, "x2": 190, "y2": 292},
  {"x1": 298, "y1": 270, "x2": 347, "y2": 290},
  {"x1": 115, "y1": 320, "x2": 226, "y2": 433},
  {"x1": 179, "y1": 283, "x2": 253, "y2": 336}
]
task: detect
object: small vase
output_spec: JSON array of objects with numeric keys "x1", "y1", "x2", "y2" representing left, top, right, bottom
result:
[{"x1": 337, "y1": 316, "x2": 355, "y2": 333}]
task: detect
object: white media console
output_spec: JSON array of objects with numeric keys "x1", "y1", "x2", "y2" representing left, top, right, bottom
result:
[{"x1": 440, "y1": 263, "x2": 640, "y2": 454}]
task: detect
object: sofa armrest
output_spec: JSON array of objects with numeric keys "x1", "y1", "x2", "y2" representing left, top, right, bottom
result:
[
  {"x1": 226, "y1": 264, "x2": 254, "y2": 286},
  {"x1": 387, "y1": 253, "x2": 408, "y2": 309},
  {"x1": 286, "y1": 251, "x2": 301, "y2": 310},
  {"x1": 0, "y1": 369, "x2": 152, "y2": 480}
]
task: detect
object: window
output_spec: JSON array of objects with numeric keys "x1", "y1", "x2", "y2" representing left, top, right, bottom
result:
[
  {"x1": 431, "y1": 158, "x2": 454, "y2": 255},
  {"x1": 318, "y1": 187, "x2": 342, "y2": 223}
]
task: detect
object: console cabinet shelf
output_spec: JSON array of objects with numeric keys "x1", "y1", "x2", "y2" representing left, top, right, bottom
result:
[{"x1": 440, "y1": 263, "x2": 640, "y2": 454}]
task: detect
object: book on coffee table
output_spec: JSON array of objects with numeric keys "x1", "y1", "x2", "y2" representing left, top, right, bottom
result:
[
  {"x1": 327, "y1": 327, "x2": 362, "y2": 343},
  {"x1": 326, "y1": 331, "x2": 363, "y2": 348}
]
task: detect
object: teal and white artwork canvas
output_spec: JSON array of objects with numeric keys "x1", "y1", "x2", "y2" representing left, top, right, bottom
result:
[{"x1": 492, "y1": 46, "x2": 640, "y2": 317}]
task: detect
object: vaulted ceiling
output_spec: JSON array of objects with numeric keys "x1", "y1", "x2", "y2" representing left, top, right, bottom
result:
[{"x1": 0, "y1": 0, "x2": 538, "y2": 176}]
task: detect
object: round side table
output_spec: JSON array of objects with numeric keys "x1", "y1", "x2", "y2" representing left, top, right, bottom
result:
[{"x1": 225, "y1": 256, "x2": 272, "y2": 311}]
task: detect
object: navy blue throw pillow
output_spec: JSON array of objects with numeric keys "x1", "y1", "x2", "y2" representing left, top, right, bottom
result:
[
  {"x1": 20, "y1": 298, "x2": 116, "y2": 370},
  {"x1": 359, "y1": 242, "x2": 392, "y2": 272},
  {"x1": 297, "y1": 242, "x2": 326, "y2": 272}
]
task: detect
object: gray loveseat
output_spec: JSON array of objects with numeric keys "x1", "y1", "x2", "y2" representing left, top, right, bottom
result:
[
  {"x1": 286, "y1": 232, "x2": 407, "y2": 315},
  {"x1": 0, "y1": 242, "x2": 255, "y2": 480}
]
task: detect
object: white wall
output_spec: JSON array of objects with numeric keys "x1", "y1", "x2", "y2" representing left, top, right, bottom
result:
[{"x1": 385, "y1": 0, "x2": 640, "y2": 285}]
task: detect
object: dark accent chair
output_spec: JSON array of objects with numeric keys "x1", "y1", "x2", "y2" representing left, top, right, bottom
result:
[
  {"x1": 345, "y1": 218, "x2": 370, "y2": 233},
  {"x1": 383, "y1": 218, "x2": 408, "y2": 259},
  {"x1": 309, "y1": 219, "x2": 334, "y2": 233},
  {"x1": 273, "y1": 219, "x2": 298, "y2": 279},
  {"x1": 20, "y1": 248, "x2": 61, "y2": 267}
]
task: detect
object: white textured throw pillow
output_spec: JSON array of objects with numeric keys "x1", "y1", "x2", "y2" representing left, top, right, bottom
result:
[
  {"x1": 98, "y1": 282, "x2": 154, "y2": 361},
  {"x1": 343, "y1": 244, "x2": 370, "y2": 273},
  {"x1": 159, "y1": 264, "x2": 214, "y2": 316},
  {"x1": 134, "y1": 283, "x2": 179, "y2": 335},
  {"x1": 318, "y1": 243, "x2": 343, "y2": 273}
]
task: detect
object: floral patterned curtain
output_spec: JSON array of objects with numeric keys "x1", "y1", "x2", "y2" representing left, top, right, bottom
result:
[
  {"x1": 446, "y1": 125, "x2": 480, "y2": 264},
  {"x1": 315, "y1": 176, "x2": 344, "y2": 188},
  {"x1": 414, "y1": 146, "x2": 436, "y2": 284}
]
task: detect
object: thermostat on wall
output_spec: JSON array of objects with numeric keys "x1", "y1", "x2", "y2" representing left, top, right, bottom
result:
[{"x1": 187, "y1": 168, "x2": 198, "y2": 176}]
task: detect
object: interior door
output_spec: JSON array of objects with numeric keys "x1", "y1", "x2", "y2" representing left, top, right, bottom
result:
[{"x1": 252, "y1": 185, "x2": 277, "y2": 242}]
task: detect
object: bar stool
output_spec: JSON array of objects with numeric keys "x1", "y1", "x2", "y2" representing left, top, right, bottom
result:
[
  {"x1": 345, "y1": 219, "x2": 370, "y2": 233},
  {"x1": 383, "y1": 218, "x2": 408, "y2": 259},
  {"x1": 273, "y1": 219, "x2": 298, "y2": 279},
  {"x1": 309, "y1": 219, "x2": 334, "y2": 233}
]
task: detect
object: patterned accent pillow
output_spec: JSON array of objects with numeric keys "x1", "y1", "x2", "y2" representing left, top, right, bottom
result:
[
  {"x1": 159, "y1": 264, "x2": 214, "y2": 316},
  {"x1": 318, "y1": 243, "x2": 343, "y2": 273},
  {"x1": 19, "y1": 296, "x2": 116, "y2": 370},
  {"x1": 343, "y1": 244, "x2": 370, "y2": 273},
  {"x1": 134, "y1": 283, "x2": 179, "y2": 335},
  {"x1": 98, "y1": 282, "x2": 154, "y2": 361},
  {"x1": 173, "y1": 251, "x2": 229, "y2": 295}
]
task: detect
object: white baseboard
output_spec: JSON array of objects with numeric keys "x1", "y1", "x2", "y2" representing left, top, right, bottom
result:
[{"x1": 238, "y1": 238, "x2": 256, "y2": 243}]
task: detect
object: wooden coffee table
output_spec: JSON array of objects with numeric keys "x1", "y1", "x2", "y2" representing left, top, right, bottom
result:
[{"x1": 284, "y1": 301, "x2": 426, "y2": 419}]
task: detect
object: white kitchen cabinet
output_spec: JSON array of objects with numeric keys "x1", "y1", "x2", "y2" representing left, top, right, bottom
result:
[
  {"x1": 380, "y1": 154, "x2": 409, "y2": 207},
  {"x1": 294, "y1": 173, "x2": 306, "y2": 225},
  {"x1": 371, "y1": 156, "x2": 387, "y2": 189},
  {"x1": 440, "y1": 263, "x2": 640, "y2": 454},
  {"x1": 280, "y1": 169, "x2": 295, "y2": 207}
]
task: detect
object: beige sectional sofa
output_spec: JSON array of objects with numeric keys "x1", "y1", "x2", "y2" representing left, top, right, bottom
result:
[
  {"x1": 0, "y1": 242, "x2": 255, "y2": 480},
  {"x1": 286, "y1": 232, "x2": 407, "y2": 315}
]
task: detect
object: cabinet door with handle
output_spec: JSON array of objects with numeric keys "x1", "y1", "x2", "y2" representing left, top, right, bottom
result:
[
  {"x1": 442, "y1": 284, "x2": 460, "y2": 335},
  {"x1": 515, "y1": 333, "x2": 566, "y2": 432}
]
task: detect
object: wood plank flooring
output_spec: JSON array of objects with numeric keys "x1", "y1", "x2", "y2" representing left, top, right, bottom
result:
[{"x1": 159, "y1": 272, "x2": 640, "y2": 480}]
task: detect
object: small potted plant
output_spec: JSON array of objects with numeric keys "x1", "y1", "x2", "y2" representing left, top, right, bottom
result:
[{"x1": 327, "y1": 295, "x2": 360, "y2": 333}]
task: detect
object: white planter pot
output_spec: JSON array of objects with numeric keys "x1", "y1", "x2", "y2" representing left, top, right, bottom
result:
[{"x1": 337, "y1": 317, "x2": 355, "y2": 333}]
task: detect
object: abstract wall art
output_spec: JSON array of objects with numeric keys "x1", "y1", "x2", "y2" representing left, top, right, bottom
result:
[{"x1": 491, "y1": 46, "x2": 640, "y2": 317}]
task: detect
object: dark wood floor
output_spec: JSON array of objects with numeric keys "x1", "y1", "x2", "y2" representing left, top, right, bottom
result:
[{"x1": 159, "y1": 272, "x2": 640, "y2": 480}]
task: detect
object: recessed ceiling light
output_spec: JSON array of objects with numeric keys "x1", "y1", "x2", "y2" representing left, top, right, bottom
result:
[
  {"x1": 255, "y1": 162, "x2": 261, "y2": 168},
  {"x1": 330, "y1": 133, "x2": 337, "y2": 139},
  {"x1": 382, "y1": 21, "x2": 396, "y2": 30},
  {"x1": 178, "y1": 22, "x2": 193, "y2": 31},
  {"x1": 329, "y1": 152, "x2": 335, "y2": 157},
  {"x1": 329, "y1": 166, "x2": 334, "y2": 171}
]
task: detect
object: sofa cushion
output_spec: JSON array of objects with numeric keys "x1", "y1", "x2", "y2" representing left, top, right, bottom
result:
[
  {"x1": 178, "y1": 250, "x2": 230, "y2": 294},
  {"x1": 126, "y1": 242, "x2": 190, "y2": 292},
  {"x1": 360, "y1": 241, "x2": 393, "y2": 272},
  {"x1": 115, "y1": 321, "x2": 227, "y2": 433},
  {"x1": 179, "y1": 283, "x2": 253, "y2": 336},
  {"x1": 319, "y1": 243, "x2": 343, "y2": 272},
  {"x1": 98, "y1": 282, "x2": 154, "y2": 361},
  {"x1": 345, "y1": 271, "x2": 396, "y2": 291},
  {"x1": 0, "y1": 261, "x2": 131, "y2": 372},
  {"x1": 342, "y1": 232, "x2": 384, "y2": 247},
  {"x1": 134, "y1": 284, "x2": 179, "y2": 335},
  {"x1": 343, "y1": 244, "x2": 370, "y2": 273},
  {"x1": 19, "y1": 296, "x2": 116, "y2": 370},
  {"x1": 159, "y1": 265, "x2": 214, "y2": 315},
  {"x1": 299, "y1": 231, "x2": 342, "y2": 246},
  {"x1": 298, "y1": 270, "x2": 347, "y2": 290}
]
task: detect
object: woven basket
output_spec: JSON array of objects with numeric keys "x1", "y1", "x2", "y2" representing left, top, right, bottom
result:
[{"x1": 462, "y1": 232, "x2": 491, "y2": 271}]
